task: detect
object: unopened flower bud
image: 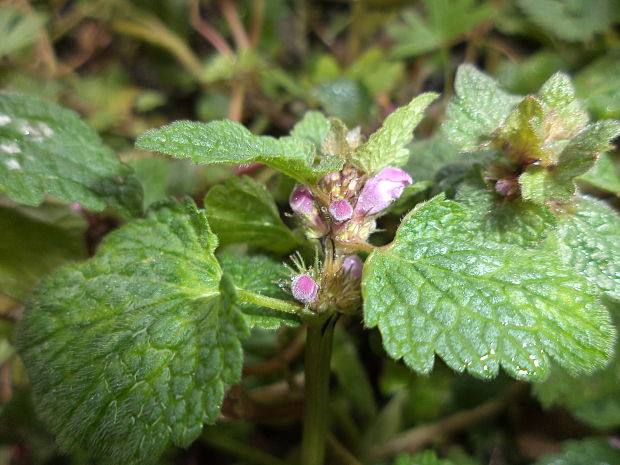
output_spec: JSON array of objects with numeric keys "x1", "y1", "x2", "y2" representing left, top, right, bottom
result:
[
  {"x1": 329, "y1": 199, "x2": 353, "y2": 222},
  {"x1": 290, "y1": 184, "x2": 328, "y2": 237},
  {"x1": 342, "y1": 255, "x2": 363, "y2": 279},
  {"x1": 291, "y1": 274, "x2": 319, "y2": 304},
  {"x1": 494, "y1": 178, "x2": 519, "y2": 197},
  {"x1": 354, "y1": 167, "x2": 412, "y2": 216},
  {"x1": 290, "y1": 184, "x2": 315, "y2": 215}
]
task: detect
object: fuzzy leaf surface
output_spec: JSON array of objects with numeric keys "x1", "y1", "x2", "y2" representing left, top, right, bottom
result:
[
  {"x1": 456, "y1": 180, "x2": 556, "y2": 248},
  {"x1": 520, "y1": 121, "x2": 620, "y2": 203},
  {"x1": 538, "y1": 72, "x2": 589, "y2": 137},
  {"x1": 17, "y1": 200, "x2": 248, "y2": 465},
  {"x1": 136, "y1": 119, "x2": 343, "y2": 185},
  {"x1": 362, "y1": 196, "x2": 614, "y2": 381},
  {"x1": 0, "y1": 92, "x2": 142, "y2": 216},
  {"x1": 219, "y1": 252, "x2": 300, "y2": 329},
  {"x1": 290, "y1": 111, "x2": 331, "y2": 148},
  {"x1": 545, "y1": 196, "x2": 620, "y2": 299},
  {"x1": 204, "y1": 176, "x2": 302, "y2": 253},
  {"x1": 352, "y1": 92, "x2": 438, "y2": 173},
  {"x1": 442, "y1": 65, "x2": 522, "y2": 150}
]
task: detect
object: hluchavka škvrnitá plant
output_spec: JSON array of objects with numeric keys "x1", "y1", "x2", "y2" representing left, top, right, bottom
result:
[{"x1": 4, "y1": 65, "x2": 619, "y2": 464}]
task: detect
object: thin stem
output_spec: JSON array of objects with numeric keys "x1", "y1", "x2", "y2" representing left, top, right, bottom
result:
[
  {"x1": 249, "y1": 0, "x2": 265, "y2": 49},
  {"x1": 219, "y1": 0, "x2": 251, "y2": 51},
  {"x1": 301, "y1": 316, "x2": 337, "y2": 465},
  {"x1": 236, "y1": 289, "x2": 304, "y2": 315},
  {"x1": 229, "y1": 81, "x2": 246, "y2": 121},
  {"x1": 370, "y1": 382, "x2": 526, "y2": 460},
  {"x1": 327, "y1": 434, "x2": 363, "y2": 465},
  {"x1": 244, "y1": 328, "x2": 305, "y2": 376},
  {"x1": 189, "y1": 0, "x2": 235, "y2": 58}
]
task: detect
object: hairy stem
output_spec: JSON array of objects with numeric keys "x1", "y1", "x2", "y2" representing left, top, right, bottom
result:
[
  {"x1": 236, "y1": 289, "x2": 304, "y2": 315},
  {"x1": 301, "y1": 316, "x2": 337, "y2": 465}
]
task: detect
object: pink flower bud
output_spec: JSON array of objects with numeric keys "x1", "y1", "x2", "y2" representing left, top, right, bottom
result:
[
  {"x1": 494, "y1": 178, "x2": 518, "y2": 197},
  {"x1": 290, "y1": 184, "x2": 315, "y2": 215},
  {"x1": 342, "y1": 255, "x2": 363, "y2": 279},
  {"x1": 354, "y1": 167, "x2": 412, "y2": 216},
  {"x1": 289, "y1": 184, "x2": 328, "y2": 237},
  {"x1": 291, "y1": 274, "x2": 319, "y2": 304},
  {"x1": 329, "y1": 199, "x2": 353, "y2": 222}
]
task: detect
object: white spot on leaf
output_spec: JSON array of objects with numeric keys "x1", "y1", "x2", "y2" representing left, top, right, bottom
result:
[
  {"x1": 38, "y1": 122, "x2": 54, "y2": 137},
  {"x1": 0, "y1": 115, "x2": 11, "y2": 126},
  {"x1": 5, "y1": 159, "x2": 21, "y2": 170},
  {"x1": 0, "y1": 142, "x2": 21, "y2": 154}
]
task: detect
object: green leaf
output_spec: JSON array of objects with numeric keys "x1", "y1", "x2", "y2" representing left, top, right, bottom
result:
[
  {"x1": 290, "y1": 111, "x2": 331, "y2": 148},
  {"x1": 517, "y1": 0, "x2": 618, "y2": 42},
  {"x1": 534, "y1": 355, "x2": 620, "y2": 428},
  {"x1": 348, "y1": 48, "x2": 405, "y2": 96},
  {"x1": 519, "y1": 165, "x2": 572, "y2": 203},
  {"x1": 442, "y1": 65, "x2": 522, "y2": 150},
  {"x1": 331, "y1": 329, "x2": 377, "y2": 419},
  {"x1": 456, "y1": 180, "x2": 557, "y2": 248},
  {"x1": 0, "y1": 92, "x2": 142, "y2": 216},
  {"x1": 17, "y1": 199, "x2": 248, "y2": 465},
  {"x1": 545, "y1": 196, "x2": 620, "y2": 300},
  {"x1": 0, "y1": 7, "x2": 45, "y2": 59},
  {"x1": 388, "y1": 0, "x2": 494, "y2": 58},
  {"x1": 496, "y1": 50, "x2": 565, "y2": 95},
  {"x1": 352, "y1": 92, "x2": 438, "y2": 174},
  {"x1": 519, "y1": 121, "x2": 620, "y2": 203},
  {"x1": 533, "y1": 438, "x2": 620, "y2": 465},
  {"x1": 575, "y1": 50, "x2": 620, "y2": 119},
  {"x1": 393, "y1": 450, "x2": 455, "y2": 465},
  {"x1": 311, "y1": 77, "x2": 373, "y2": 127},
  {"x1": 362, "y1": 195, "x2": 614, "y2": 381},
  {"x1": 218, "y1": 252, "x2": 300, "y2": 329},
  {"x1": 127, "y1": 157, "x2": 169, "y2": 208},
  {"x1": 577, "y1": 152, "x2": 620, "y2": 195},
  {"x1": 136, "y1": 120, "x2": 343, "y2": 186},
  {"x1": 404, "y1": 137, "x2": 461, "y2": 182},
  {"x1": 321, "y1": 118, "x2": 352, "y2": 157},
  {"x1": 532, "y1": 295, "x2": 620, "y2": 430},
  {"x1": 538, "y1": 72, "x2": 589, "y2": 138},
  {"x1": 0, "y1": 202, "x2": 86, "y2": 300},
  {"x1": 555, "y1": 121, "x2": 620, "y2": 179},
  {"x1": 493, "y1": 96, "x2": 549, "y2": 165},
  {"x1": 204, "y1": 176, "x2": 302, "y2": 253}
]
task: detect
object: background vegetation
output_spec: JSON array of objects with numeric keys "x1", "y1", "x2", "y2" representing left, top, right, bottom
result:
[{"x1": 1, "y1": 0, "x2": 620, "y2": 464}]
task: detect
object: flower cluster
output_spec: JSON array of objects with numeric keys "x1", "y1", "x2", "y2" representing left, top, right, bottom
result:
[
  {"x1": 290, "y1": 165, "x2": 411, "y2": 246},
  {"x1": 288, "y1": 164, "x2": 411, "y2": 307}
]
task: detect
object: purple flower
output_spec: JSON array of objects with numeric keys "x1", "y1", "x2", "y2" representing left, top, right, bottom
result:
[
  {"x1": 291, "y1": 274, "x2": 319, "y2": 304},
  {"x1": 342, "y1": 255, "x2": 363, "y2": 279},
  {"x1": 329, "y1": 199, "x2": 353, "y2": 222},
  {"x1": 290, "y1": 184, "x2": 315, "y2": 215},
  {"x1": 354, "y1": 167, "x2": 412, "y2": 216}
]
